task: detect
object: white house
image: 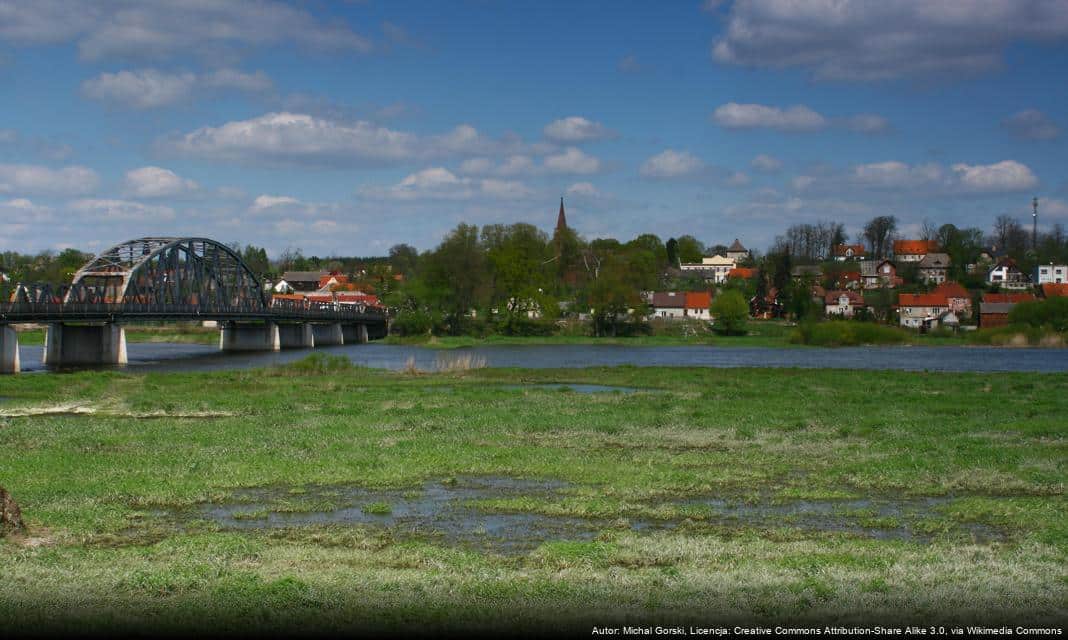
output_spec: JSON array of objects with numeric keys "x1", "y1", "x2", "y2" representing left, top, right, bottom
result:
[
  {"x1": 725, "y1": 239, "x2": 749, "y2": 263},
  {"x1": 824, "y1": 290, "x2": 865, "y2": 318},
  {"x1": 680, "y1": 255, "x2": 736, "y2": 284},
  {"x1": 898, "y1": 293, "x2": 948, "y2": 329},
  {"x1": 1034, "y1": 264, "x2": 1068, "y2": 284},
  {"x1": 989, "y1": 259, "x2": 1031, "y2": 290},
  {"x1": 649, "y1": 291, "x2": 686, "y2": 319}
]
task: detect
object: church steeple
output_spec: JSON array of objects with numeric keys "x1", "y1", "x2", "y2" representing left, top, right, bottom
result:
[{"x1": 556, "y1": 197, "x2": 567, "y2": 232}]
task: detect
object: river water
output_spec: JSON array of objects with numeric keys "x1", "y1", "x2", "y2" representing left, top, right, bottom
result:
[{"x1": 10, "y1": 341, "x2": 1068, "y2": 373}]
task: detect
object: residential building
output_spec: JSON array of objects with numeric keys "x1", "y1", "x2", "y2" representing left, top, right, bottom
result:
[
  {"x1": 893, "y1": 239, "x2": 939, "y2": 262},
  {"x1": 680, "y1": 255, "x2": 735, "y2": 283},
  {"x1": 859, "y1": 260, "x2": 899, "y2": 289},
  {"x1": 988, "y1": 259, "x2": 1031, "y2": 290},
  {"x1": 725, "y1": 239, "x2": 749, "y2": 262},
  {"x1": 649, "y1": 291, "x2": 686, "y2": 319},
  {"x1": 276, "y1": 270, "x2": 329, "y2": 293},
  {"x1": 833, "y1": 244, "x2": 866, "y2": 261},
  {"x1": 824, "y1": 290, "x2": 865, "y2": 318},
  {"x1": 979, "y1": 291, "x2": 1036, "y2": 328},
  {"x1": 917, "y1": 253, "x2": 951, "y2": 284},
  {"x1": 750, "y1": 288, "x2": 782, "y2": 319},
  {"x1": 1034, "y1": 264, "x2": 1068, "y2": 284},
  {"x1": 932, "y1": 281, "x2": 973, "y2": 317},
  {"x1": 684, "y1": 291, "x2": 713, "y2": 320},
  {"x1": 726, "y1": 267, "x2": 756, "y2": 280},
  {"x1": 898, "y1": 293, "x2": 948, "y2": 329},
  {"x1": 833, "y1": 271, "x2": 861, "y2": 290}
]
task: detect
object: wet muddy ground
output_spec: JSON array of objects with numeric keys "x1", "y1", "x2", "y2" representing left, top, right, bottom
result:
[{"x1": 145, "y1": 476, "x2": 1006, "y2": 554}]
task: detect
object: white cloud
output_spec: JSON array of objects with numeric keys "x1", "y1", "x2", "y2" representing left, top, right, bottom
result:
[
  {"x1": 0, "y1": 197, "x2": 53, "y2": 220},
  {"x1": 0, "y1": 0, "x2": 371, "y2": 61},
  {"x1": 543, "y1": 116, "x2": 614, "y2": 143},
  {"x1": 68, "y1": 198, "x2": 175, "y2": 221},
  {"x1": 952, "y1": 160, "x2": 1038, "y2": 192},
  {"x1": 123, "y1": 166, "x2": 198, "y2": 198},
  {"x1": 639, "y1": 149, "x2": 704, "y2": 179},
  {"x1": 0, "y1": 163, "x2": 99, "y2": 195},
  {"x1": 82, "y1": 69, "x2": 197, "y2": 109},
  {"x1": 250, "y1": 195, "x2": 302, "y2": 213},
  {"x1": 1003, "y1": 109, "x2": 1062, "y2": 140},
  {"x1": 712, "y1": 0, "x2": 1068, "y2": 81},
  {"x1": 712, "y1": 103, "x2": 827, "y2": 132},
  {"x1": 852, "y1": 161, "x2": 944, "y2": 188},
  {"x1": 82, "y1": 68, "x2": 273, "y2": 109},
  {"x1": 566, "y1": 182, "x2": 601, "y2": 197},
  {"x1": 751, "y1": 154, "x2": 782, "y2": 172},
  {"x1": 459, "y1": 155, "x2": 533, "y2": 177},
  {"x1": 726, "y1": 171, "x2": 751, "y2": 187},
  {"x1": 363, "y1": 167, "x2": 533, "y2": 201},
  {"x1": 544, "y1": 147, "x2": 601, "y2": 174},
  {"x1": 163, "y1": 112, "x2": 526, "y2": 167}
]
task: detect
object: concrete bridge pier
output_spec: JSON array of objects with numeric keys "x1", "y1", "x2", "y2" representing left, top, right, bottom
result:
[
  {"x1": 220, "y1": 321, "x2": 280, "y2": 352},
  {"x1": 0, "y1": 325, "x2": 20, "y2": 374},
  {"x1": 312, "y1": 323, "x2": 344, "y2": 346},
  {"x1": 277, "y1": 323, "x2": 314, "y2": 349},
  {"x1": 43, "y1": 323, "x2": 127, "y2": 367},
  {"x1": 342, "y1": 324, "x2": 369, "y2": 344}
]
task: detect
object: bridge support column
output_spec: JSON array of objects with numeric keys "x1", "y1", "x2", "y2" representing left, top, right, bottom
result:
[
  {"x1": 43, "y1": 323, "x2": 127, "y2": 367},
  {"x1": 342, "y1": 324, "x2": 368, "y2": 344},
  {"x1": 311, "y1": 323, "x2": 344, "y2": 346},
  {"x1": 278, "y1": 323, "x2": 314, "y2": 349},
  {"x1": 220, "y1": 321, "x2": 280, "y2": 352},
  {"x1": 0, "y1": 326, "x2": 19, "y2": 374}
]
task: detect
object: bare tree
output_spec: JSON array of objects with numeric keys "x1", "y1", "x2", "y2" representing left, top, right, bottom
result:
[{"x1": 863, "y1": 216, "x2": 898, "y2": 259}]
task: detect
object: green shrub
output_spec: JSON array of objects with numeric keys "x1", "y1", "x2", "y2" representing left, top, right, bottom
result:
[
  {"x1": 1009, "y1": 297, "x2": 1068, "y2": 332},
  {"x1": 711, "y1": 290, "x2": 749, "y2": 335},
  {"x1": 791, "y1": 321, "x2": 910, "y2": 346}
]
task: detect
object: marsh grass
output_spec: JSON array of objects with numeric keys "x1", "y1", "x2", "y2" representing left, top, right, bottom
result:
[{"x1": 0, "y1": 365, "x2": 1065, "y2": 630}]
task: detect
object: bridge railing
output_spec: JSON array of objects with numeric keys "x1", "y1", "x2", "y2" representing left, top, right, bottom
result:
[{"x1": 1, "y1": 282, "x2": 388, "y2": 323}]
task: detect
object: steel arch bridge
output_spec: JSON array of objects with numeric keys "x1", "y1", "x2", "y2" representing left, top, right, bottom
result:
[{"x1": 0, "y1": 237, "x2": 388, "y2": 325}]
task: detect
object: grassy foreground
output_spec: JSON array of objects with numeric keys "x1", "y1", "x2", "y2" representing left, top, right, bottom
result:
[{"x1": 0, "y1": 360, "x2": 1065, "y2": 633}]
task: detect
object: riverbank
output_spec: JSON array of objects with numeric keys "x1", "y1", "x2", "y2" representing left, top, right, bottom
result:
[
  {"x1": 0, "y1": 360, "x2": 1064, "y2": 632},
  {"x1": 14, "y1": 324, "x2": 219, "y2": 346}
]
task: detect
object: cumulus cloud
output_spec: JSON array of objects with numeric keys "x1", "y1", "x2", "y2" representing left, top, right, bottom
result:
[
  {"x1": 794, "y1": 159, "x2": 1038, "y2": 195},
  {"x1": 712, "y1": 103, "x2": 827, "y2": 132},
  {"x1": 123, "y1": 166, "x2": 198, "y2": 198},
  {"x1": 544, "y1": 147, "x2": 601, "y2": 174},
  {"x1": 162, "y1": 112, "x2": 526, "y2": 167},
  {"x1": 639, "y1": 150, "x2": 705, "y2": 179},
  {"x1": 82, "y1": 68, "x2": 272, "y2": 109},
  {"x1": 543, "y1": 116, "x2": 614, "y2": 143},
  {"x1": 0, "y1": 163, "x2": 99, "y2": 195},
  {"x1": 68, "y1": 198, "x2": 175, "y2": 221},
  {"x1": 459, "y1": 155, "x2": 534, "y2": 177},
  {"x1": 363, "y1": 167, "x2": 533, "y2": 201},
  {"x1": 751, "y1": 154, "x2": 782, "y2": 172},
  {"x1": 951, "y1": 160, "x2": 1038, "y2": 192},
  {"x1": 566, "y1": 182, "x2": 601, "y2": 197},
  {"x1": 711, "y1": 0, "x2": 1068, "y2": 81},
  {"x1": 1003, "y1": 109, "x2": 1062, "y2": 140},
  {"x1": 0, "y1": 0, "x2": 371, "y2": 61}
]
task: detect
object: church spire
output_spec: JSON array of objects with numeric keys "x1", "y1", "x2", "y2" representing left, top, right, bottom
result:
[{"x1": 556, "y1": 196, "x2": 567, "y2": 232}]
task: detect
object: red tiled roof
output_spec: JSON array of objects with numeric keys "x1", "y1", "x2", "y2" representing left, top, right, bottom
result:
[
  {"x1": 824, "y1": 290, "x2": 864, "y2": 305},
  {"x1": 837, "y1": 271, "x2": 861, "y2": 283},
  {"x1": 1042, "y1": 283, "x2": 1068, "y2": 298},
  {"x1": 727, "y1": 267, "x2": 756, "y2": 279},
  {"x1": 684, "y1": 291, "x2": 712, "y2": 309},
  {"x1": 933, "y1": 281, "x2": 969, "y2": 299},
  {"x1": 893, "y1": 239, "x2": 939, "y2": 256},
  {"x1": 833, "y1": 243, "x2": 866, "y2": 257},
  {"x1": 899, "y1": 293, "x2": 948, "y2": 307},
  {"x1": 983, "y1": 292, "x2": 1036, "y2": 304}
]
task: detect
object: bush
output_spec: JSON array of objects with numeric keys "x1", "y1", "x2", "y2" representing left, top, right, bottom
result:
[
  {"x1": 710, "y1": 290, "x2": 749, "y2": 335},
  {"x1": 1009, "y1": 297, "x2": 1068, "y2": 332},
  {"x1": 791, "y1": 321, "x2": 910, "y2": 346},
  {"x1": 495, "y1": 315, "x2": 557, "y2": 336}
]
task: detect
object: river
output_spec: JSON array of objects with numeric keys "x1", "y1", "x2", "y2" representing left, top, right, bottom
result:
[{"x1": 9, "y1": 341, "x2": 1068, "y2": 373}]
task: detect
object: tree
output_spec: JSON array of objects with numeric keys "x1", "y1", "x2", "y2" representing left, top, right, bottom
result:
[
  {"x1": 388, "y1": 244, "x2": 419, "y2": 276},
  {"x1": 420, "y1": 223, "x2": 489, "y2": 334},
  {"x1": 676, "y1": 235, "x2": 705, "y2": 264},
  {"x1": 588, "y1": 255, "x2": 644, "y2": 337},
  {"x1": 710, "y1": 290, "x2": 748, "y2": 335},
  {"x1": 665, "y1": 238, "x2": 680, "y2": 268},
  {"x1": 240, "y1": 245, "x2": 270, "y2": 277},
  {"x1": 863, "y1": 216, "x2": 897, "y2": 259}
]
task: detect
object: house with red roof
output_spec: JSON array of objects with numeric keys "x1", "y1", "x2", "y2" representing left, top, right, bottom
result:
[
  {"x1": 979, "y1": 291, "x2": 1036, "y2": 328},
  {"x1": 684, "y1": 291, "x2": 712, "y2": 320},
  {"x1": 893, "y1": 240, "x2": 939, "y2": 262},
  {"x1": 834, "y1": 271, "x2": 861, "y2": 290},
  {"x1": 726, "y1": 267, "x2": 756, "y2": 280},
  {"x1": 1041, "y1": 283, "x2": 1068, "y2": 298},
  {"x1": 824, "y1": 290, "x2": 865, "y2": 318},
  {"x1": 898, "y1": 292, "x2": 950, "y2": 329},
  {"x1": 833, "y1": 244, "x2": 866, "y2": 262},
  {"x1": 932, "y1": 281, "x2": 973, "y2": 317}
]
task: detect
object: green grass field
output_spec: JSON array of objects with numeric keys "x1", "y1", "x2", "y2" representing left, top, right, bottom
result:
[
  {"x1": 0, "y1": 359, "x2": 1064, "y2": 633},
  {"x1": 15, "y1": 324, "x2": 219, "y2": 346}
]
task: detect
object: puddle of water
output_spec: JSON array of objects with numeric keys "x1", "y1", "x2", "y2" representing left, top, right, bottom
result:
[{"x1": 149, "y1": 477, "x2": 1005, "y2": 554}]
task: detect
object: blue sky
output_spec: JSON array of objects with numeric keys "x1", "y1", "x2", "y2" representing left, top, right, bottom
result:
[{"x1": 2, "y1": 0, "x2": 1067, "y2": 257}]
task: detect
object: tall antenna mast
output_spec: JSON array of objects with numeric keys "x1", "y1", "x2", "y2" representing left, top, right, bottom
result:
[{"x1": 1033, "y1": 196, "x2": 1039, "y2": 250}]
